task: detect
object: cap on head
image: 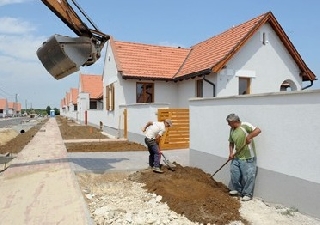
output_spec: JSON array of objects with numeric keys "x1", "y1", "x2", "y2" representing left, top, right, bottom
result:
[
  {"x1": 226, "y1": 113, "x2": 240, "y2": 122},
  {"x1": 165, "y1": 119, "x2": 173, "y2": 127}
]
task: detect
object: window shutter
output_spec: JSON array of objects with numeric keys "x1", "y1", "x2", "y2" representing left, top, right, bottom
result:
[{"x1": 105, "y1": 85, "x2": 110, "y2": 110}]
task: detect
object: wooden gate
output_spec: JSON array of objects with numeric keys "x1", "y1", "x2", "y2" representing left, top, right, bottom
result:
[{"x1": 158, "y1": 108, "x2": 189, "y2": 150}]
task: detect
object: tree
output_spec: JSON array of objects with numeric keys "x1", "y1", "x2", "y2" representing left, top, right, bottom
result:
[
  {"x1": 54, "y1": 108, "x2": 60, "y2": 115},
  {"x1": 46, "y1": 106, "x2": 51, "y2": 115}
]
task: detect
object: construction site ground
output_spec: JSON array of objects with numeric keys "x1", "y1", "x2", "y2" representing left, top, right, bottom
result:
[{"x1": 0, "y1": 116, "x2": 319, "y2": 225}]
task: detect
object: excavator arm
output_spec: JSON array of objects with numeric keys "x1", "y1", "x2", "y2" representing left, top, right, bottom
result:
[
  {"x1": 41, "y1": 0, "x2": 90, "y2": 37},
  {"x1": 37, "y1": 0, "x2": 110, "y2": 80}
]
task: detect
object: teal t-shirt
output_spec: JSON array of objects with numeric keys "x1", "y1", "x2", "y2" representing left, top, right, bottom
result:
[{"x1": 228, "y1": 122, "x2": 257, "y2": 159}]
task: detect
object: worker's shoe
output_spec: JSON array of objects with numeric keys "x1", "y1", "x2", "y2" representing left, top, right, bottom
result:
[
  {"x1": 153, "y1": 167, "x2": 164, "y2": 173},
  {"x1": 241, "y1": 195, "x2": 252, "y2": 201},
  {"x1": 229, "y1": 190, "x2": 239, "y2": 196}
]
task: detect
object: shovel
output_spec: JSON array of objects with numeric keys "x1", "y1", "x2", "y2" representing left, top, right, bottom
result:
[{"x1": 161, "y1": 152, "x2": 176, "y2": 171}]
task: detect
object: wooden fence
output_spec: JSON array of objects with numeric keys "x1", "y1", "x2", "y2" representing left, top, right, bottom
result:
[{"x1": 158, "y1": 108, "x2": 189, "y2": 150}]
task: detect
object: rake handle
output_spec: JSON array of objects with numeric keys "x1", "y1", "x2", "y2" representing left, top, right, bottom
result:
[
  {"x1": 210, "y1": 158, "x2": 231, "y2": 177},
  {"x1": 210, "y1": 143, "x2": 247, "y2": 177}
]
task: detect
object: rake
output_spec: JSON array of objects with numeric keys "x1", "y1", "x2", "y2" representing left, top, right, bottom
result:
[{"x1": 210, "y1": 144, "x2": 246, "y2": 177}]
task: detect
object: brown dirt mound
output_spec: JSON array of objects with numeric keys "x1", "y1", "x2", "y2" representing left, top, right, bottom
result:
[
  {"x1": 130, "y1": 164, "x2": 248, "y2": 225},
  {"x1": 65, "y1": 141, "x2": 147, "y2": 152},
  {"x1": 57, "y1": 116, "x2": 109, "y2": 140}
]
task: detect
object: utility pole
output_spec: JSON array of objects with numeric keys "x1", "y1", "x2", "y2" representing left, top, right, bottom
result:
[
  {"x1": 25, "y1": 99, "x2": 28, "y2": 115},
  {"x1": 15, "y1": 93, "x2": 18, "y2": 116}
]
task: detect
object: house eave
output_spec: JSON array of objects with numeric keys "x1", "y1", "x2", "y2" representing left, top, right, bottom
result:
[
  {"x1": 173, "y1": 69, "x2": 212, "y2": 81},
  {"x1": 122, "y1": 75, "x2": 173, "y2": 82}
]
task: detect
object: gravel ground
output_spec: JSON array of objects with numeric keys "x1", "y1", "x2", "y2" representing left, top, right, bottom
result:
[{"x1": 76, "y1": 172, "x2": 320, "y2": 225}]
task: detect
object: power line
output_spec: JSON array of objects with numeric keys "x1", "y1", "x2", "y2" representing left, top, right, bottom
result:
[{"x1": 0, "y1": 86, "x2": 14, "y2": 98}]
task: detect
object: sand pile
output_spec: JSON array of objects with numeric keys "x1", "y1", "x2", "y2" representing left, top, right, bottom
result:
[{"x1": 0, "y1": 128, "x2": 18, "y2": 145}]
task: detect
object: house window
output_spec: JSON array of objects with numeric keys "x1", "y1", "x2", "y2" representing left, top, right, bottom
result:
[
  {"x1": 74, "y1": 104, "x2": 77, "y2": 111},
  {"x1": 262, "y1": 32, "x2": 268, "y2": 45},
  {"x1": 136, "y1": 83, "x2": 154, "y2": 103},
  {"x1": 196, "y1": 79, "x2": 203, "y2": 97},
  {"x1": 90, "y1": 101, "x2": 97, "y2": 109},
  {"x1": 239, "y1": 77, "x2": 251, "y2": 95},
  {"x1": 105, "y1": 83, "x2": 115, "y2": 111}
]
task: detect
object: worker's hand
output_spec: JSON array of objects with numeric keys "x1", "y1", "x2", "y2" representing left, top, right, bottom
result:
[
  {"x1": 246, "y1": 136, "x2": 252, "y2": 144},
  {"x1": 141, "y1": 127, "x2": 146, "y2": 133},
  {"x1": 228, "y1": 153, "x2": 234, "y2": 160},
  {"x1": 157, "y1": 146, "x2": 162, "y2": 154}
]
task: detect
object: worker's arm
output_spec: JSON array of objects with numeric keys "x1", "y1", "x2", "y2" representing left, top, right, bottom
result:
[
  {"x1": 155, "y1": 134, "x2": 161, "y2": 145},
  {"x1": 142, "y1": 121, "x2": 153, "y2": 132},
  {"x1": 228, "y1": 142, "x2": 235, "y2": 159},
  {"x1": 246, "y1": 127, "x2": 261, "y2": 144}
]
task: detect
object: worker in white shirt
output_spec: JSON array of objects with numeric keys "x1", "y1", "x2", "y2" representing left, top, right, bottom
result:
[{"x1": 142, "y1": 119, "x2": 173, "y2": 173}]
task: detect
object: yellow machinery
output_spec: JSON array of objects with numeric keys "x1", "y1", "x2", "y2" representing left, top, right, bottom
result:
[{"x1": 37, "y1": 0, "x2": 109, "y2": 79}]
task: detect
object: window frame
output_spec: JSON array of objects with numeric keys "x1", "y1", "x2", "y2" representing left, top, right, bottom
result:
[
  {"x1": 239, "y1": 77, "x2": 251, "y2": 95},
  {"x1": 196, "y1": 79, "x2": 203, "y2": 97},
  {"x1": 136, "y1": 82, "x2": 154, "y2": 103}
]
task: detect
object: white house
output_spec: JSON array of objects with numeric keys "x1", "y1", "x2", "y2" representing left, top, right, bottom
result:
[
  {"x1": 76, "y1": 73, "x2": 103, "y2": 124},
  {"x1": 97, "y1": 11, "x2": 315, "y2": 136}
]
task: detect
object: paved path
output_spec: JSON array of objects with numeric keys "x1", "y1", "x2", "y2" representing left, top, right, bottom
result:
[
  {"x1": 68, "y1": 149, "x2": 190, "y2": 173},
  {"x1": 0, "y1": 117, "x2": 190, "y2": 224}
]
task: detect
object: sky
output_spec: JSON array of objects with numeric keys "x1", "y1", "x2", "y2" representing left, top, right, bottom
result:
[{"x1": 0, "y1": 0, "x2": 319, "y2": 109}]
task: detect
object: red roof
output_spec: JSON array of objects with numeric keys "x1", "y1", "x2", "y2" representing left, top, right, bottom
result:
[
  {"x1": 0, "y1": 98, "x2": 7, "y2": 109},
  {"x1": 113, "y1": 12, "x2": 315, "y2": 82},
  {"x1": 70, "y1": 88, "x2": 79, "y2": 104},
  {"x1": 112, "y1": 38, "x2": 190, "y2": 80},
  {"x1": 80, "y1": 73, "x2": 103, "y2": 99}
]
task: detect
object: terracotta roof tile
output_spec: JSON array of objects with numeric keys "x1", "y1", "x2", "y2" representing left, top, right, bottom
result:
[
  {"x1": 112, "y1": 41, "x2": 190, "y2": 79},
  {"x1": 80, "y1": 73, "x2": 103, "y2": 99},
  {"x1": 66, "y1": 92, "x2": 70, "y2": 105},
  {"x1": 61, "y1": 98, "x2": 66, "y2": 108},
  {"x1": 70, "y1": 88, "x2": 79, "y2": 104},
  {"x1": 8, "y1": 102, "x2": 21, "y2": 111},
  {"x1": 0, "y1": 98, "x2": 7, "y2": 109},
  {"x1": 7, "y1": 102, "x2": 14, "y2": 109},
  {"x1": 175, "y1": 12, "x2": 267, "y2": 78}
]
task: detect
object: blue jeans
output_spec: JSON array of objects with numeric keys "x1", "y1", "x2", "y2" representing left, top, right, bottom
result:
[
  {"x1": 230, "y1": 157, "x2": 257, "y2": 197},
  {"x1": 145, "y1": 138, "x2": 161, "y2": 168}
]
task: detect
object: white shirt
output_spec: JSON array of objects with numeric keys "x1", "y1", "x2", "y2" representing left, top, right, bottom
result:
[{"x1": 145, "y1": 121, "x2": 166, "y2": 139}]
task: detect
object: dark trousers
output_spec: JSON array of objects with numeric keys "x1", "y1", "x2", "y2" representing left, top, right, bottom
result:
[{"x1": 145, "y1": 138, "x2": 161, "y2": 168}]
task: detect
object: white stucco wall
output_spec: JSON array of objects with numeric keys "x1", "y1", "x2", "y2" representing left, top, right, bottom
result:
[
  {"x1": 215, "y1": 24, "x2": 303, "y2": 97},
  {"x1": 120, "y1": 103, "x2": 170, "y2": 143},
  {"x1": 190, "y1": 90, "x2": 320, "y2": 183},
  {"x1": 77, "y1": 92, "x2": 89, "y2": 123},
  {"x1": 103, "y1": 41, "x2": 118, "y2": 86},
  {"x1": 189, "y1": 89, "x2": 320, "y2": 217}
]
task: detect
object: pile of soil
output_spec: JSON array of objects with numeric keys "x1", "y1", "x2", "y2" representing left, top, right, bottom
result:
[
  {"x1": 130, "y1": 165, "x2": 247, "y2": 224},
  {"x1": 1, "y1": 116, "x2": 247, "y2": 224}
]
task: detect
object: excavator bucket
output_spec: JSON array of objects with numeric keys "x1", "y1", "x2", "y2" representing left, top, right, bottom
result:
[{"x1": 36, "y1": 35, "x2": 98, "y2": 80}]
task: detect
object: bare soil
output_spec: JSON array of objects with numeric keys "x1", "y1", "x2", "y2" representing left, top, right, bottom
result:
[
  {"x1": 0, "y1": 119, "x2": 48, "y2": 154},
  {"x1": 1, "y1": 116, "x2": 247, "y2": 225}
]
